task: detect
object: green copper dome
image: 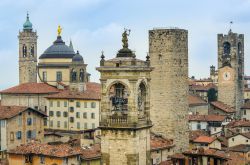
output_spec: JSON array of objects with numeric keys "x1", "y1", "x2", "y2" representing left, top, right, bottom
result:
[{"x1": 23, "y1": 13, "x2": 32, "y2": 30}]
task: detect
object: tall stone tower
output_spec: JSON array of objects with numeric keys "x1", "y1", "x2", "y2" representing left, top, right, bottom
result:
[
  {"x1": 18, "y1": 13, "x2": 38, "y2": 84},
  {"x1": 149, "y1": 28, "x2": 189, "y2": 152},
  {"x1": 217, "y1": 30, "x2": 244, "y2": 118},
  {"x1": 97, "y1": 30, "x2": 152, "y2": 165}
]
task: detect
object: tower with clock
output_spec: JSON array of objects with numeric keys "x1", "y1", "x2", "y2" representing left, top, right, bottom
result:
[
  {"x1": 96, "y1": 29, "x2": 152, "y2": 165},
  {"x1": 217, "y1": 29, "x2": 244, "y2": 118}
]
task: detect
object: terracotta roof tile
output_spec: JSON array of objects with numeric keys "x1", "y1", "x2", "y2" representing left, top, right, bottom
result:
[
  {"x1": 189, "y1": 130, "x2": 208, "y2": 142},
  {"x1": 150, "y1": 133, "x2": 174, "y2": 151},
  {"x1": 81, "y1": 144, "x2": 101, "y2": 160},
  {"x1": 189, "y1": 83, "x2": 217, "y2": 91},
  {"x1": 184, "y1": 148, "x2": 228, "y2": 160},
  {"x1": 228, "y1": 144, "x2": 250, "y2": 153},
  {"x1": 210, "y1": 101, "x2": 235, "y2": 113},
  {"x1": 242, "y1": 100, "x2": 250, "y2": 109},
  {"x1": 0, "y1": 83, "x2": 59, "y2": 94},
  {"x1": 188, "y1": 94, "x2": 207, "y2": 106},
  {"x1": 46, "y1": 82, "x2": 100, "y2": 100},
  {"x1": 0, "y1": 106, "x2": 46, "y2": 119},
  {"x1": 8, "y1": 143, "x2": 82, "y2": 158},
  {"x1": 193, "y1": 135, "x2": 216, "y2": 144},
  {"x1": 188, "y1": 114, "x2": 226, "y2": 122},
  {"x1": 226, "y1": 151, "x2": 247, "y2": 165},
  {"x1": 226, "y1": 120, "x2": 250, "y2": 128}
]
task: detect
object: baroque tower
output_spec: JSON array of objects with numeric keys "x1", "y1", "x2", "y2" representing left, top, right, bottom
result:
[
  {"x1": 18, "y1": 13, "x2": 38, "y2": 84},
  {"x1": 217, "y1": 30, "x2": 244, "y2": 118},
  {"x1": 97, "y1": 30, "x2": 152, "y2": 165},
  {"x1": 149, "y1": 28, "x2": 189, "y2": 152}
]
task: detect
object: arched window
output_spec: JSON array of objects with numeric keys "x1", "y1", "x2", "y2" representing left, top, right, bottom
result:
[
  {"x1": 23, "y1": 45, "x2": 27, "y2": 57},
  {"x1": 138, "y1": 83, "x2": 146, "y2": 111},
  {"x1": 71, "y1": 69, "x2": 77, "y2": 82},
  {"x1": 109, "y1": 83, "x2": 128, "y2": 111},
  {"x1": 30, "y1": 45, "x2": 34, "y2": 57},
  {"x1": 223, "y1": 42, "x2": 231, "y2": 55},
  {"x1": 79, "y1": 69, "x2": 84, "y2": 82}
]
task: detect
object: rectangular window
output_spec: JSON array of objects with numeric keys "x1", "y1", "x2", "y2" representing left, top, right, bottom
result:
[
  {"x1": 16, "y1": 131, "x2": 22, "y2": 140},
  {"x1": 50, "y1": 101, "x2": 53, "y2": 107},
  {"x1": 76, "y1": 101, "x2": 81, "y2": 108},
  {"x1": 40, "y1": 156, "x2": 45, "y2": 164},
  {"x1": 64, "y1": 101, "x2": 67, "y2": 107},
  {"x1": 70, "y1": 117, "x2": 74, "y2": 123},
  {"x1": 64, "y1": 121, "x2": 67, "y2": 128},
  {"x1": 76, "y1": 112, "x2": 80, "y2": 118},
  {"x1": 57, "y1": 121, "x2": 60, "y2": 128},
  {"x1": 84, "y1": 123, "x2": 88, "y2": 129},
  {"x1": 57, "y1": 101, "x2": 60, "y2": 107},
  {"x1": 42, "y1": 71, "x2": 47, "y2": 82},
  {"x1": 92, "y1": 123, "x2": 95, "y2": 129},
  {"x1": 91, "y1": 102, "x2": 96, "y2": 108},
  {"x1": 26, "y1": 130, "x2": 32, "y2": 139},
  {"x1": 84, "y1": 102, "x2": 87, "y2": 108},
  {"x1": 91, "y1": 113, "x2": 95, "y2": 119},
  {"x1": 56, "y1": 71, "x2": 62, "y2": 82},
  {"x1": 27, "y1": 118, "x2": 32, "y2": 125},
  {"x1": 77, "y1": 122, "x2": 80, "y2": 129},
  {"x1": 70, "y1": 107, "x2": 74, "y2": 112},
  {"x1": 44, "y1": 119, "x2": 47, "y2": 126},
  {"x1": 244, "y1": 110, "x2": 247, "y2": 115},
  {"x1": 63, "y1": 112, "x2": 68, "y2": 117},
  {"x1": 49, "y1": 111, "x2": 54, "y2": 117},
  {"x1": 83, "y1": 112, "x2": 87, "y2": 119},
  {"x1": 10, "y1": 132, "x2": 14, "y2": 141},
  {"x1": 31, "y1": 130, "x2": 36, "y2": 139},
  {"x1": 50, "y1": 121, "x2": 53, "y2": 127},
  {"x1": 18, "y1": 115, "x2": 22, "y2": 126},
  {"x1": 56, "y1": 111, "x2": 61, "y2": 117}
]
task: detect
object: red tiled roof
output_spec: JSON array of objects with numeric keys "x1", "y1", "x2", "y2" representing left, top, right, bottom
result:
[
  {"x1": 226, "y1": 120, "x2": 250, "y2": 128},
  {"x1": 150, "y1": 133, "x2": 174, "y2": 151},
  {"x1": 184, "y1": 148, "x2": 228, "y2": 160},
  {"x1": 8, "y1": 143, "x2": 82, "y2": 158},
  {"x1": 189, "y1": 130, "x2": 208, "y2": 142},
  {"x1": 189, "y1": 83, "x2": 217, "y2": 91},
  {"x1": 0, "y1": 106, "x2": 46, "y2": 120},
  {"x1": 244, "y1": 88, "x2": 250, "y2": 92},
  {"x1": 188, "y1": 94, "x2": 207, "y2": 106},
  {"x1": 188, "y1": 114, "x2": 226, "y2": 122},
  {"x1": 46, "y1": 82, "x2": 100, "y2": 100},
  {"x1": 193, "y1": 135, "x2": 216, "y2": 144},
  {"x1": 228, "y1": 144, "x2": 250, "y2": 153},
  {"x1": 0, "y1": 83, "x2": 59, "y2": 94},
  {"x1": 81, "y1": 144, "x2": 101, "y2": 160},
  {"x1": 226, "y1": 151, "x2": 246, "y2": 165},
  {"x1": 210, "y1": 101, "x2": 235, "y2": 113}
]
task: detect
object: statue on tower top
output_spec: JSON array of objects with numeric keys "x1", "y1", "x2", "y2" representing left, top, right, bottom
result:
[
  {"x1": 57, "y1": 25, "x2": 62, "y2": 36},
  {"x1": 122, "y1": 28, "x2": 130, "y2": 48}
]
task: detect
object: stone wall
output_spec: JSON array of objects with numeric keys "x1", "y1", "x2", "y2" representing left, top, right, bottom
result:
[{"x1": 149, "y1": 28, "x2": 189, "y2": 152}]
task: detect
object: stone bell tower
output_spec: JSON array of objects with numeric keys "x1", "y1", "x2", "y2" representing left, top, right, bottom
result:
[
  {"x1": 18, "y1": 13, "x2": 38, "y2": 84},
  {"x1": 217, "y1": 29, "x2": 244, "y2": 118},
  {"x1": 97, "y1": 29, "x2": 152, "y2": 165},
  {"x1": 149, "y1": 28, "x2": 189, "y2": 152}
]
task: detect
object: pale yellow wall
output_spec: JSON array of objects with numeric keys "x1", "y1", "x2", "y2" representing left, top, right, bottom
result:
[
  {"x1": 244, "y1": 91, "x2": 250, "y2": 100},
  {"x1": 151, "y1": 148, "x2": 174, "y2": 165},
  {"x1": 228, "y1": 134, "x2": 250, "y2": 147},
  {"x1": 39, "y1": 58, "x2": 72, "y2": 63},
  {"x1": 47, "y1": 98, "x2": 100, "y2": 131},
  {"x1": 38, "y1": 68, "x2": 70, "y2": 86},
  {"x1": 81, "y1": 159, "x2": 101, "y2": 165},
  {"x1": 189, "y1": 105, "x2": 208, "y2": 115},
  {"x1": 208, "y1": 140, "x2": 221, "y2": 150}
]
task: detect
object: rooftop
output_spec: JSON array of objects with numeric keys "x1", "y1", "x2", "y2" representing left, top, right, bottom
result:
[
  {"x1": 188, "y1": 94, "x2": 207, "y2": 107},
  {"x1": 189, "y1": 130, "x2": 208, "y2": 142},
  {"x1": 193, "y1": 135, "x2": 216, "y2": 144},
  {"x1": 210, "y1": 101, "x2": 235, "y2": 113},
  {"x1": 150, "y1": 133, "x2": 174, "y2": 151},
  {"x1": 225, "y1": 120, "x2": 250, "y2": 128},
  {"x1": 0, "y1": 82, "x2": 59, "y2": 94},
  {"x1": 228, "y1": 144, "x2": 250, "y2": 153},
  {"x1": 0, "y1": 106, "x2": 46, "y2": 120}
]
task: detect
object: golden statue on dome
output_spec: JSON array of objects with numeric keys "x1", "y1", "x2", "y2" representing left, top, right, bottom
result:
[{"x1": 57, "y1": 25, "x2": 62, "y2": 36}]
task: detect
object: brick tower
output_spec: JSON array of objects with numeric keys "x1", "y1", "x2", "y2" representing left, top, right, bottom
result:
[
  {"x1": 149, "y1": 28, "x2": 189, "y2": 152},
  {"x1": 97, "y1": 30, "x2": 152, "y2": 165},
  {"x1": 18, "y1": 13, "x2": 38, "y2": 84},
  {"x1": 217, "y1": 30, "x2": 244, "y2": 118}
]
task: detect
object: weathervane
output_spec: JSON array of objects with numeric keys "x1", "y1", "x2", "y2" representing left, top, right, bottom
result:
[
  {"x1": 122, "y1": 28, "x2": 131, "y2": 48},
  {"x1": 229, "y1": 21, "x2": 233, "y2": 33}
]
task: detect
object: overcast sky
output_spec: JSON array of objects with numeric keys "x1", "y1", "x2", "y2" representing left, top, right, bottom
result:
[{"x1": 0, "y1": 0, "x2": 250, "y2": 90}]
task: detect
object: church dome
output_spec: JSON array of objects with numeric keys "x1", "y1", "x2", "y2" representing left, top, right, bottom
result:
[
  {"x1": 39, "y1": 36, "x2": 75, "y2": 59},
  {"x1": 23, "y1": 13, "x2": 32, "y2": 30},
  {"x1": 72, "y1": 51, "x2": 84, "y2": 62}
]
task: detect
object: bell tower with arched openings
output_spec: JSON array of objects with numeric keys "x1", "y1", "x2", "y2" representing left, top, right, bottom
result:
[
  {"x1": 18, "y1": 13, "x2": 38, "y2": 84},
  {"x1": 96, "y1": 29, "x2": 152, "y2": 165},
  {"x1": 217, "y1": 29, "x2": 244, "y2": 118}
]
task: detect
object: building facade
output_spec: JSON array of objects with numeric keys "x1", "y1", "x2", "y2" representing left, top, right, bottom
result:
[
  {"x1": 149, "y1": 28, "x2": 189, "y2": 152},
  {"x1": 217, "y1": 30, "x2": 244, "y2": 118},
  {"x1": 97, "y1": 30, "x2": 152, "y2": 165},
  {"x1": 18, "y1": 13, "x2": 38, "y2": 84}
]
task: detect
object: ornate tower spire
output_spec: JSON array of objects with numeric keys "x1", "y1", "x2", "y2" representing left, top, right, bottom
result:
[
  {"x1": 23, "y1": 12, "x2": 33, "y2": 31},
  {"x1": 69, "y1": 39, "x2": 74, "y2": 50},
  {"x1": 116, "y1": 29, "x2": 134, "y2": 58}
]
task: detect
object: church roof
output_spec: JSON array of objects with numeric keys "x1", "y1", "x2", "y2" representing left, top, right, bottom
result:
[
  {"x1": 39, "y1": 36, "x2": 75, "y2": 59},
  {"x1": 23, "y1": 13, "x2": 32, "y2": 30},
  {"x1": 72, "y1": 51, "x2": 84, "y2": 62}
]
